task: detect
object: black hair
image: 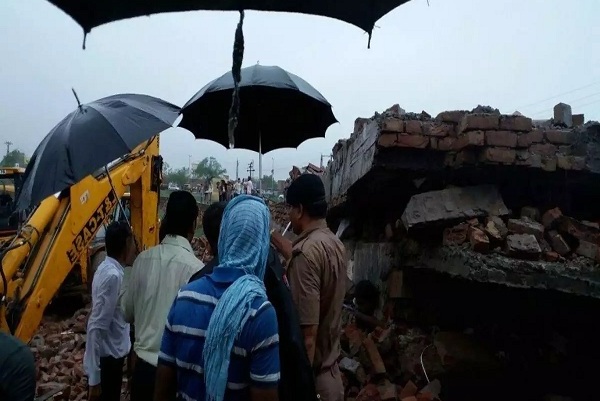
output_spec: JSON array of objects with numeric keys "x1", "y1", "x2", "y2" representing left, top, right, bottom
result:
[
  {"x1": 203, "y1": 201, "x2": 227, "y2": 256},
  {"x1": 105, "y1": 221, "x2": 132, "y2": 259},
  {"x1": 286, "y1": 173, "x2": 328, "y2": 219},
  {"x1": 162, "y1": 191, "x2": 199, "y2": 238},
  {"x1": 354, "y1": 280, "x2": 380, "y2": 307}
]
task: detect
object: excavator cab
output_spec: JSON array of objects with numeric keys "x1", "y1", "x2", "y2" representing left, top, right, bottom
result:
[{"x1": 0, "y1": 167, "x2": 25, "y2": 239}]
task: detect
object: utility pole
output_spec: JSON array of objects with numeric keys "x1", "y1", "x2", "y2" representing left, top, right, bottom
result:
[
  {"x1": 320, "y1": 153, "x2": 333, "y2": 169},
  {"x1": 4, "y1": 141, "x2": 12, "y2": 158},
  {"x1": 271, "y1": 158, "x2": 275, "y2": 193},
  {"x1": 188, "y1": 155, "x2": 192, "y2": 179},
  {"x1": 247, "y1": 161, "x2": 255, "y2": 179},
  {"x1": 236, "y1": 159, "x2": 239, "y2": 180}
]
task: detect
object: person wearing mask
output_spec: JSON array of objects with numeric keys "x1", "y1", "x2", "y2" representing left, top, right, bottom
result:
[
  {"x1": 84, "y1": 221, "x2": 136, "y2": 401},
  {"x1": 155, "y1": 196, "x2": 280, "y2": 401},
  {"x1": 270, "y1": 174, "x2": 347, "y2": 401},
  {"x1": 0, "y1": 332, "x2": 36, "y2": 401},
  {"x1": 121, "y1": 191, "x2": 204, "y2": 401}
]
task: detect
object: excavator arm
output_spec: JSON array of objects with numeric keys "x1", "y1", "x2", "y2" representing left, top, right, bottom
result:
[{"x1": 0, "y1": 136, "x2": 162, "y2": 343}]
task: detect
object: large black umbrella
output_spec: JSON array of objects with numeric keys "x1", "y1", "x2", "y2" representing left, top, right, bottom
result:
[
  {"x1": 180, "y1": 64, "x2": 337, "y2": 152},
  {"x1": 46, "y1": 1, "x2": 411, "y2": 44},
  {"x1": 179, "y1": 64, "x2": 337, "y2": 190},
  {"x1": 16, "y1": 93, "x2": 180, "y2": 210}
]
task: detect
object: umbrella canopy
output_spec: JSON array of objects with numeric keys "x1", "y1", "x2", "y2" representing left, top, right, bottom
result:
[
  {"x1": 46, "y1": 0, "x2": 411, "y2": 40},
  {"x1": 16, "y1": 93, "x2": 180, "y2": 210},
  {"x1": 179, "y1": 64, "x2": 337, "y2": 154}
]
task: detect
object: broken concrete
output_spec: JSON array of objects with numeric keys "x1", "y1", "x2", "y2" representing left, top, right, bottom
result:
[{"x1": 401, "y1": 185, "x2": 510, "y2": 230}]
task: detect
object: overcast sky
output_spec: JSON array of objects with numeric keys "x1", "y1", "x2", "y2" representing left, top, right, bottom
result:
[{"x1": 1, "y1": 0, "x2": 598, "y2": 180}]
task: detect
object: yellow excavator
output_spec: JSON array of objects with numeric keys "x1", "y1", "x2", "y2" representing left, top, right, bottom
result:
[
  {"x1": 0, "y1": 167, "x2": 27, "y2": 240},
  {"x1": 0, "y1": 136, "x2": 162, "y2": 343}
]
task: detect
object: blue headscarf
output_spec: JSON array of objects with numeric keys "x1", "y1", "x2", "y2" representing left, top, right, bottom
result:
[{"x1": 203, "y1": 195, "x2": 271, "y2": 401}]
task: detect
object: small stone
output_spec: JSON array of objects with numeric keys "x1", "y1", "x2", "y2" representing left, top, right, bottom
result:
[{"x1": 505, "y1": 234, "x2": 541, "y2": 260}]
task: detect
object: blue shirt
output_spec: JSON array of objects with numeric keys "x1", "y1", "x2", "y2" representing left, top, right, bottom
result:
[{"x1": 159, "y1": 267, "x2": 281, "y2": 401}]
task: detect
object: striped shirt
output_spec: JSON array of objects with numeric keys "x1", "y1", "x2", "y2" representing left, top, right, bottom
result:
[{"x1": 159, "y1": 267, "x2": 280, "y2": 401}]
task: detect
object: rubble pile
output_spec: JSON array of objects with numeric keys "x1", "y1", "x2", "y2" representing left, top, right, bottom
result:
[
  {"x1": 32, "y1": 307, "x2": 97, "y2": 401},
  {"x1": 442, "y1": 206, "x2": 600, "y2": 263}
]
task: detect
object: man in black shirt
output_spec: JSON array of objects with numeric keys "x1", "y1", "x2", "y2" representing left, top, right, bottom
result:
[
  {"x1": 188, "y1": 200, "x2": 318, "y2": 401},
  {"x1": 0, "y1": 332, "x2": 36, "y2": 401}
]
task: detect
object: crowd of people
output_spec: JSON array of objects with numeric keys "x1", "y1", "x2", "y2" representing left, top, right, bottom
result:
[
  {"x1": 0, "y1": 173, "x2": 347, "y2": 401},
  {"x1": 199, "y1": 177, "x2": 257, "y2": 204}
]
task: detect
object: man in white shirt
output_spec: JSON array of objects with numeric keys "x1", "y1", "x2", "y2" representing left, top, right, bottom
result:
[
  {"x1": 234, "y1": 178, "x2": 242, "y2": 197},
  {"x1": 84, "y1": 221, "x2": 136, "y2": 401},
  {"x1": 121, "y1": 191, "x2": 204, "y2": 401},
  {"x1": 246, "y1": 176, "x2": 254, "y2": 194}
]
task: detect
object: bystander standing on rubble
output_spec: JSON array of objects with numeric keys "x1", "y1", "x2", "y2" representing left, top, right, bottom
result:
[
  {"x1": 271, "y1": 173, "x2": 347, "y2": 401},
  {"x1": 0, "y1": 331, "x2": 36, "y2": 401},
  {"x1": 121, "y1": 191, "x2": 204, "y2": 401},
  {"x1": 155, "y1": 196, "x2": 280, "y2": 401},
  {"x1": 84, "y1": 221, "x2": 136, "y2": 401}
]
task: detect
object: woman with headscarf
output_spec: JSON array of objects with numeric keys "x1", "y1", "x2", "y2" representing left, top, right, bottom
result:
[{"x1": 155, "y1": 195, "x2": 280, "y2": 401}]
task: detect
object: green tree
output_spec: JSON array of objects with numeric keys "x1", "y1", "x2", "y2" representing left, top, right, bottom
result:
[
  {"x1": 260, "y1": 174, "x2": 276, "y2": 191},
  {"x1": 1, "y1": 149, "x2": 27, "y2": 167},
  {"x1": 165, "y1": 167, "x2": 189, "y2": 187},
  {"x1": 194, "y1": 157, "x2": 226, "y2": 180}
]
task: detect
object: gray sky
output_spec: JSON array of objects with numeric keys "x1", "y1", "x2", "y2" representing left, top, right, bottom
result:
[{"x1": 1, "y1": 0, "x2": 598, "y2": 180}]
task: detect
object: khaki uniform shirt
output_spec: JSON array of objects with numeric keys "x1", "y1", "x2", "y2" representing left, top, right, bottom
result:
[{"x1": 287, "y1": 220, "x2": 347, "y2": 372}]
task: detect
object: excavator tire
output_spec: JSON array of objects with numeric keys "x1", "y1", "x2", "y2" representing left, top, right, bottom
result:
[{"x1": 87, "y1": 250, "x2": 106, "y2": 293}]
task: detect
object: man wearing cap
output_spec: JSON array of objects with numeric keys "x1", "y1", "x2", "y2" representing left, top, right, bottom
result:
[{"x1": 271, "y1": 174, "x2": 346, "y2": 401}]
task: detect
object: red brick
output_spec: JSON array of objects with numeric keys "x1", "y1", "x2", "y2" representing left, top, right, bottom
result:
[
  {"x1": 378, "y1": 381, "x2": 398, "y2": 401},
  {"x1": 453, "y1": 131, "x2": 484, "y2": 150},
  {"x1": 542, "y1": 208, "x2": 563, "y2": 228},
  {"x1": 499, "y1": 115, "x2": 533, "y2": 131},
  {"x1": 544, "y1": 251, "x2": 560, "y2": 262},
  {"x1": 363, "y1": 337, "x2": 387, "y2": 374},
  {"x1": 437, "y1": 137, "x2": 456, "y2": 151},
  {"x1": 529, "y1": 143, "x2": 557, "y2": 156},
  {"x1": 575, "y1": 241, "x2": 600, "y2": 261},
  {"x1": 548, "y1": 231, "x2": 571, "y2": 256},
  {"x1": 517, "y1": 129, "x2": 543, "y2": 147},
  {"x1": 443, "y1": 223, "x2": 469, "y2": 245},
  {"x1": 424, "y1": 123, "x2": 453, "y2": 137},
  {"x1": 545, "y1": 129, "x2": 575, "y2": 144},
  {"x1": 377, "y1": 134, "x2": 429, "y2": 149},
  {"x1": 405, "y1": 120, "x2": 423, "y2": 135},
  {"x1": 508, "y1": 218, "x2": 544, "y2": 240},
  {"x1": 399, "y1": 381, "x2": 418, "y2": 399},
  {"x1": 557, "y1": 155, "x2": 586, "y2": 170},
  {"x1": 436, "y1": 110, "x2": 467, "y2": 124},
  {"x1": 485, "y1": 131, "x2": 518, "y2": 147},
  {"x1": 573, "y1": 114, "x2": 585, "y2": 126},
  {"x1": 479, "y1": 147, "x2": 516, "y2": 164},
  {"x1": 558, "y1": 216, "x2": 600, "y2": 244},
  {"x1": 381, "y1": 118, "x2": 404, "y2": 133},
  {"x1": 459, "y1": 114, "x2": 499, "y2": 132},
  {"x1": 469, "y1": 226, "x2": 490, "y2": 253}
]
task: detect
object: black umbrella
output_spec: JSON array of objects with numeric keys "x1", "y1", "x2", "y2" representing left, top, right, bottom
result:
[
  {"x1": 16, "y1": 93, "x2": 180, "y2": 210},
  {"x1": 180, "y1": 64, "x2": 337, "y2": 153},
  {"x1": 179, "y1": 64, "x2": 337, "y2": 190},
  {"x1": 46, "y1": 1, "x2": 411, "y2": 44}
]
